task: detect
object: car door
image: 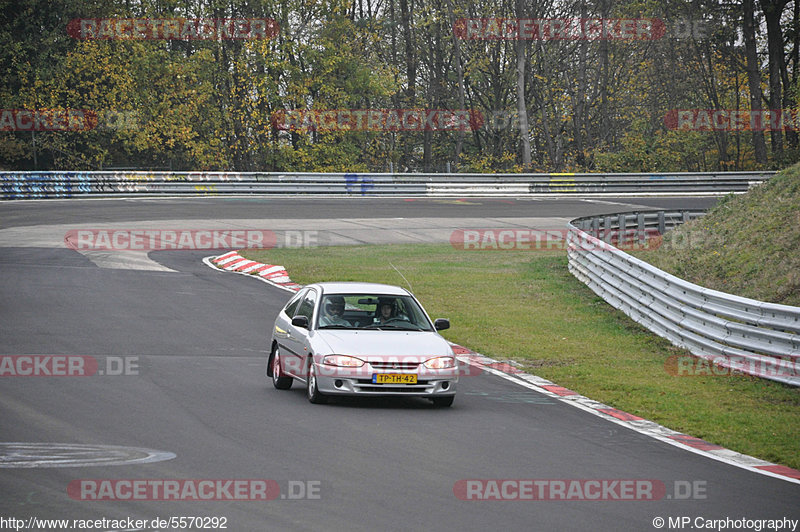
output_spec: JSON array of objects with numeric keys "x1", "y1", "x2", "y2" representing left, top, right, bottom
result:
[
  {"x1": 274, "y1": 287, "x2": 306, "y2": 345},
  {"x1": 283, "y1": 287, "x2": 318, "y2": 379}
]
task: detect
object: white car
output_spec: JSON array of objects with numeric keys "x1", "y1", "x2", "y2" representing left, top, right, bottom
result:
[{"x1": 268, "y1": 282, "x2": 457, "y2": 407}]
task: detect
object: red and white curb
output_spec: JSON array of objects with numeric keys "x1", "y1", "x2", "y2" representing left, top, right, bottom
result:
[
  {"x1": 203, "y1": 251, "x2": 301, "y2": 293},
  {"x1": 204, "y1": 252, "x2": 800, "y2": 485},
  {"x1": 453, "y1": 345, "x2": 800, "y2": 485}
]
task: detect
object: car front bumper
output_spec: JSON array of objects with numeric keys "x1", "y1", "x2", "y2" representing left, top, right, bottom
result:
[{"x1": 312, "y1": 361, "x2": 458, "y2": 397}]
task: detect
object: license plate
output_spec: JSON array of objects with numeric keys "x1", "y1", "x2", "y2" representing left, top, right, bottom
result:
[{"x1": 372, "y1": 373, "x2": 417, "y2": 384}]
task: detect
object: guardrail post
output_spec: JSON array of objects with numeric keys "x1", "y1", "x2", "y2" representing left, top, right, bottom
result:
[
  {"x1": 603, "y1": 216, "x2": 613, "y2": 244},
  {"x1": 636, "y1": 213, "x2": 646, "y2": 246},
  {"x1": 618, "y1": 214, "x2": 627, "y2": 248}
]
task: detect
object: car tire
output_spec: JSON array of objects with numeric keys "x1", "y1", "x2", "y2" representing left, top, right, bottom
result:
[
  {"x1": 270, "y1": 346, "x2": 293, "y2": 390},
  {"x1": 306, "y1": 358, "x2": 328, "y2": 404},
  {"x1": 431, "y1": 396, "x2": 454, "y2": 407}
]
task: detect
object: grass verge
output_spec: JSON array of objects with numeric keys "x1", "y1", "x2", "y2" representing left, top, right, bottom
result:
[
  {"x1": 242, "y1": 244, "x2": 799, "y2": 470},
  {"x1": 634, "y1": 162, "x2": 800, "y2": 306}
]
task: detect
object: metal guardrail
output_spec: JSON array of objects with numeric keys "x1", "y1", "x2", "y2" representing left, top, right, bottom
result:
[
  {"x1": 1, "y1": 171, "x2": 774, "y2": 199},
  {"x1": 567, "y1": 211, "x2": 800, "y2": 386}
]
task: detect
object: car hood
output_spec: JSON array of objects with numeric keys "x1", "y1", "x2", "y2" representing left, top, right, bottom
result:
[{"x1": 311, "y1": 329, "x2": 453, "y2": 359}]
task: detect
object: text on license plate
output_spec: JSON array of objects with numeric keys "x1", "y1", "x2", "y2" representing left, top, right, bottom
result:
[{"x1": 372, "y1": 373, "x2": 417, "y2": 384}]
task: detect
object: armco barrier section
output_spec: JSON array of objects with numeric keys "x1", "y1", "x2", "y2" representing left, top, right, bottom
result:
[
  {"x1": 567, "y1": 211, "x2": 800, "y2": 386},
  {"x1": 1, "y1": 171, "x2": 774, "y2": 199}
]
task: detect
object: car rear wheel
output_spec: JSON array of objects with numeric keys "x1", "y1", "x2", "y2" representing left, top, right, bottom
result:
[
  {"x1": 270, "y1": 346, "x2": 293, "y2": 390},
  {"x1": 431, "y1": 396, "x2": 454, "y2": 407},
  {"x1": 306, "y1": 359, "x2": 328, "y2": 404}
]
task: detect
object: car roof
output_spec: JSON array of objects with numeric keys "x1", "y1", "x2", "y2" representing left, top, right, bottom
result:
[{"x1": 312, "y1": 282, "x2": 411, "y2": 296}]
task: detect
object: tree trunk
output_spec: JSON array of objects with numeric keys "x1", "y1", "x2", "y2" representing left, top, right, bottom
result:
[
  {"x1": 399, "y1": 0, "x2": 416, "y2": 170},
  {"x1": 744, "y1": 0, "x2": 768, "y2": 164},
  {"x1": 597, "y1": 1, "x2": 611, "y2": 145},
  {"x1": 446, "y1": 0, "x2": 466, "y2": 165},
  {"x1": 515, "y1": 0, "x2": 532, "y2": 169},
  {"x1": 573, "y1": 0, "x2": 588, "y2": 168},
  {"x1": 760, "y1": 0, "x2": 788, "y2": 156}
]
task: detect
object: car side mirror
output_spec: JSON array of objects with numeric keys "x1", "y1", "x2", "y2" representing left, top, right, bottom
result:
[
  {"x1": 434, "y1": 318, "x2": 450, "y2": 331},
  {"x1": 292, "y1": 315, "x2": 310, "y2": 329}
]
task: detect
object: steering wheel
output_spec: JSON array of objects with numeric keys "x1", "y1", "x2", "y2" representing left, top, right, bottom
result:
[{"x1": 365, "y1": 317, "x2": 408, "y2": 328}]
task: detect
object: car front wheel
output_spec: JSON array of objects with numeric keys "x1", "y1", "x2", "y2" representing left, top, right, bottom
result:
[
  {"x1": 306, "y1": 358, "x2": 328, "y2": 404},
  {"x1": 431, "y1": 396, "x2": 454, "y2": 407},
  {"x1": 270, "y1": 346, "x2": 293, "y2": 390}
]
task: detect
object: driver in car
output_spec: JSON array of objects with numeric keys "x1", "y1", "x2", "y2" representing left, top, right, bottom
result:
[{"x1": 319, "y1": 296, "x2": 351, "y2": 327}]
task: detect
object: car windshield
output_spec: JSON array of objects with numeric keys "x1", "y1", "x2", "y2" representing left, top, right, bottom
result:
[{"x1": 317, "y1": 293, "x2": 434, "y2": 331}]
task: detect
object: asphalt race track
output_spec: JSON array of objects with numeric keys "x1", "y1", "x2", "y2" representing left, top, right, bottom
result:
[{"x1": 2, "y1": 196, "x2": 798, "y2": 532}]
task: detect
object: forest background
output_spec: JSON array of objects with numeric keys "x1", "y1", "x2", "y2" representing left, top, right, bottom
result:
[{"x1": 1, "y1": 0, "x2": 798, "y2": 173}]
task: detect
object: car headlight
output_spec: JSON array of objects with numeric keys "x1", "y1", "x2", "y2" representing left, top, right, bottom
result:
[
  {"x1": 323, "y1": 355, "x2": 365, "y2": 367},
  {"x1": 423, "y1": 356, "x2": 456, "y2": 369}
]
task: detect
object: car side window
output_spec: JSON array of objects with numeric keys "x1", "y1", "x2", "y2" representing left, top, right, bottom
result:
[
  {"x1": 294, "y1": 289, "x2": 318, "y2": 321},
  {"x1": 283, "y1": 288, "x2": 307, "y2": 318}
]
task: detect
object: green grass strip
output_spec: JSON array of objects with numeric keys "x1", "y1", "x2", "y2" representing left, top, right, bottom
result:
[{"x1": 243, "y1": 244, "x2": 800, "y2": 470}]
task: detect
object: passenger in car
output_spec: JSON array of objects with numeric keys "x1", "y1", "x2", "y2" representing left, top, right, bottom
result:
[{"x1": 375, "y1": 298, "x2": 407, "y2": 324}]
